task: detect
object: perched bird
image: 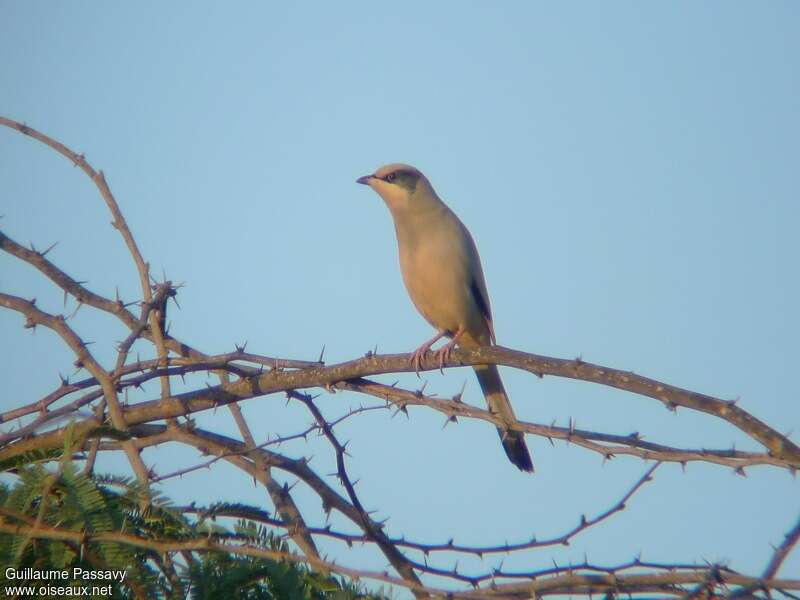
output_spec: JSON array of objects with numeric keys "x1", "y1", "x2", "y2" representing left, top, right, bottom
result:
[{"x1": 356, "y1": 164, "x2": 534, "y2": 473}]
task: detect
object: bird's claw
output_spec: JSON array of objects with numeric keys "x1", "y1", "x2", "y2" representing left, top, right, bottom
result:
[
  {"x1": 433, "y1": 340, "x2": 457, "y2": 373},
  {"x1": 409, "y1": 330, "x2": 462, "y2": 376},
  {"x1": 410, "y1": 345, "x2": 432, "y2": 377},
  {"x1": 409, "y1": 331, "x2": 448, "y2": 377}
]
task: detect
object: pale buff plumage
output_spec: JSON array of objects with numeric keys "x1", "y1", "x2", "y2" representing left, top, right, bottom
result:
[{"x1": 357, "y1": 164, "x2": 533, "y2": 472}]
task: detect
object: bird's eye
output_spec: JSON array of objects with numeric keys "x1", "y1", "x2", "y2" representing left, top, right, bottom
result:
[{"x1": 385, "y1": 172, "x2": 397, "y2": 183}]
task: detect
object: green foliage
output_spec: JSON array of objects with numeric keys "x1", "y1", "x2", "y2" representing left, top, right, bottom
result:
[
  {"x1": 0, "y1": 464, "x2": 389, "y2": 599},
  {"x1": 0, "y1": 447, "x2": 64, "y2": 472},
  {"x1": 0, "y1": 463, "x2": 162, "y2": 598}
]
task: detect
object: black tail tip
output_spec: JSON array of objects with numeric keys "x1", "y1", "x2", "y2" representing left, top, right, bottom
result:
[{"x1": 502, "y1": 433, "x2": 534, "y2": 473}]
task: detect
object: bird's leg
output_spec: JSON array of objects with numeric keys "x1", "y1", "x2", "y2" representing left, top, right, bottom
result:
[
  {"x1": 411, "y1": 330, "x2": 447, "y2": 375},
  {"x1": 433, "y1": 328, "x2": 465, "y2": 372}
]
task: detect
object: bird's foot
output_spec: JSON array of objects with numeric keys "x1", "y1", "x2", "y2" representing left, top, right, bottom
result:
[
  {"x1": 432, "y1": 329, "x2": 464, "y2": 373},
  {"x1": 410, "y1": 345, "x2": 431, "y2": 375},
  {"x1": 410, "y1": 331, "x2": 447, "y2": 376}
]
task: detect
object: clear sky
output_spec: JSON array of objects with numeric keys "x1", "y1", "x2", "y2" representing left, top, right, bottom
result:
[{"x1": 1, "y1": 1, "x2": 798, "y2": 592}]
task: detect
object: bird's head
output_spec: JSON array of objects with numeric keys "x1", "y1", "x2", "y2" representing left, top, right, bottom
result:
[{"x1": 356, "y1": 163, "x2": 438, "y2": 213}]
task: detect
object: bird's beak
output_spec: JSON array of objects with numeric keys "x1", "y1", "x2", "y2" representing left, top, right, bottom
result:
[{"x1": 356, "y1": 174, "x2": 374, "y2": 185}]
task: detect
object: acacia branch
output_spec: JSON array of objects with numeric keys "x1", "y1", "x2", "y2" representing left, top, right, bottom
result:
[
  {"x1": 334, "y1": 378, "x2": 788, "y2": 470},
  {"x1": 764, "y1": 514, "x2": 800, "y2": 579},
  {"x1": 0, "y1": 346, "x2": 318, "y2": 430},
  {"x1": 0, "y1": 515, "x2": 797, "y2": 598},
  {"x1": 133, "y1": 422, "x2": 426, "y2": 595},
  {"x1": 2, "y1": 345, "x2": 793, "y2": 472},
  {"x1": 115, "y1": 347, "x2": 800, "y2": 465},
  {"x1": 225, "y1": 398, "x2": 327, "y2": 574},
  {"x1": 0, "y1": 117, "x2": 151, "y2": 299},
  {"x1": 146, "y1": 404, "x2": 385, "y2": 483},
  {"x1": 175, "y1": 462, "x2": 658, "y2": 558},
  {"x1": 293, "y1": 390, "x2": 424, "y2": 592},
  {"x1": 0, "y1": 292, "x2": 150, "y2": 484}
]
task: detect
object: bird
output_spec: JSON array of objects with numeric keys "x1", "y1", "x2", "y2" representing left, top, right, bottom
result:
[{"x1": 356, "y1": 163, "x2": 534, "y2": 473}]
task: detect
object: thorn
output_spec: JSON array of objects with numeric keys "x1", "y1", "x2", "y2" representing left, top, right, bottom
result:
[
  {"x1": 391, "y1": 404, "x2": 408, "y2": 419},
  {"x1": 453, "y1": 379, "x2": 467, "y2": 403},
  {"x1": 41, "y1": 241, "x2": 58, "y2": 257}
]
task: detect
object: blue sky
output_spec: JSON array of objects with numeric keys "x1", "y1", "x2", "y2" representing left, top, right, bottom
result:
[{"x1": 1, "y1": 1, "x2": 798, "y2": 592}]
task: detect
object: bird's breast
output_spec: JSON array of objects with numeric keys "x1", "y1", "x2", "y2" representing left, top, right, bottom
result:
[{"x1": 396, "y1": 222, "x2": 476, "y2": 335}]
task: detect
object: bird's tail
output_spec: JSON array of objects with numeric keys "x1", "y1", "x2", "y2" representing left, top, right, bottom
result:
[{"x1": 473, "y1": 364, "x2": 534, "y2": 473}]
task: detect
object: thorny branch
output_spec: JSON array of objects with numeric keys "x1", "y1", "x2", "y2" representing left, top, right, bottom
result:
[
  {"x1": 294, "y1": 391, "x2": 423, "y2": 590},
  {"x1": 174, "y1": 463, "x2": 660, "y2": 562},
  {"x1": 1, "y1": 116, "x2": 797, "y2": 598},
  {"x1": 0, "y1": 513, "x2": 797, "y2": 598}
]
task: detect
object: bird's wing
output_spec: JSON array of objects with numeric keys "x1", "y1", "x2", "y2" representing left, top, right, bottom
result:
[
  {"x1": 461, "y1": 223, "x2": 496, "y2": 345},
  {"x1": 469, "y1": 275, "x2": 495, "y2": 344}
]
